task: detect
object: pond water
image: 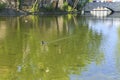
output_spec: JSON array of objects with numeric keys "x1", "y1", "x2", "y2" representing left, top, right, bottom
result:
[{"x1": 0, "y1": 15, "x2": 120, "y2": 80}]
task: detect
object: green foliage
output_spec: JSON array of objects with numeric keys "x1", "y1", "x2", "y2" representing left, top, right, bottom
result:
[
  {"x1": 39, "y1": 2, "x2": 61, "y2": 12},
  {"x1": 62, "y1": 2, "x2": 73, "y2": 12},
  {"x1": 31, "y1": 0, "x2": 89, "y2": 12},
  {"x1": 44, "y1": 4, "x2": 55, "y2": 11},
  {"x1": 18, "y1": 0, "x2": 22, "y2": 10},
  {"x1": 0, "y1": 2, "x2": 6, "y2": 10},
  {"x1": 77, "y1": 0, "x2": 89, "y2": 10},
  {"x1": 31, "y1": 3, "x2": 39, "y2": 12},
  {"x1": 89, "y1": 0, "x2": 93, "y2": 2}
]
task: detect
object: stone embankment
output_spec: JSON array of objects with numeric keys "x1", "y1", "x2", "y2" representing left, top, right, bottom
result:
[{"x1": 0, "y1": 8, "x2": 28, "y2": 16}]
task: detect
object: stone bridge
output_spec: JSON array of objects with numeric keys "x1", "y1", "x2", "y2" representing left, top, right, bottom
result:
[{"x1": 84, "y1": 2, "x2": 120, "y2": 12}]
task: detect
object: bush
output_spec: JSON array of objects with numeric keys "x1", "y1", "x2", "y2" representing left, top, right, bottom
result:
[
  {"x1": 31, "y1": 3, "x2": 39, "y2": 12},
  {"x1": 44, "y1": 4, "x2": 54, "y2": 11},
  {"x1": 62, "y1": 2, "x2": 73, "y2": 12},
  {"x1": 0, "y1": 2, "x2": 6, "y2": 10},
  {"x1": 39, "y1": 3, "x2": 56, "y2": 12}
]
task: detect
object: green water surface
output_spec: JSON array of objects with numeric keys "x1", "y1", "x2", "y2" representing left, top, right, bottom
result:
[{"x1": 0, "y1": 15, "x2": 120, "y2": 80}]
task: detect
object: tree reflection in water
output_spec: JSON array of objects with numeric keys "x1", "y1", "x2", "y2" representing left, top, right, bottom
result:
[{"x1": 0, "y1": 15, "x2": 104, "y2": 80}]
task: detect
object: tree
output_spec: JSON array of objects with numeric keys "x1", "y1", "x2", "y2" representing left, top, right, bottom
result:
[
  {"x1": 18, "y1": 0, "x2": 22, "y2": 10},
  {"x1": 55, "y1": 0, "x2": 59, "y2": 9},
  {"x1": 31, "y1": 0, "x2": 39, "y2": 12},
  {"x1": 73, "y1": 0, "x2": 79, "y2": 9}
]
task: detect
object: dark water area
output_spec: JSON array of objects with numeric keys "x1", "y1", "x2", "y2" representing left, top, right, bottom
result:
[{"x1": 0, "y1": 15, "x2": 120, "y2": 80}]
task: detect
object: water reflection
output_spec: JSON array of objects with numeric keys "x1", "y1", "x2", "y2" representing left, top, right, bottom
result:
[
  {"x1": 0, "y1": 21, "x2": 7, "y2": 40},
  {"x1": 0, "y1": 15, "x2": 120, "y2": 80},
  {"x1": 72, "y1": 17, "x2": 120, "y2": 80}
]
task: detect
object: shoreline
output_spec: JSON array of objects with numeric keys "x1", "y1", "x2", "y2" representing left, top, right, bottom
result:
[
  {"x1": 1, "y1": 8, "x2": 120, "y2": 17},
  {"x1": 0, "y1": 8, "x2": 27, "y2": 16},
  {"x1": 0, "y1": 8, "x2": 81, "y2": 16}
]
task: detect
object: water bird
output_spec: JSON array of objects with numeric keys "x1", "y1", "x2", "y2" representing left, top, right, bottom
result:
[
  {"x1": 41, "y1": 41, "x2": 47, "y2": 45},
  {"x1": 41, "y1": 41, "x2": 49, "y2": 52}
]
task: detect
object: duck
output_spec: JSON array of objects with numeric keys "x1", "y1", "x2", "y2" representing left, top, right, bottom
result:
[{"x1": 41, "y1": 41, "x2": 47, "y2": 45}]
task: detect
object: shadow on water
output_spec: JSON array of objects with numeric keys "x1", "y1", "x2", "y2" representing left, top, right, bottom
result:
[{"x1": 0, "y1": 15, "x2": 104, "y2": 80}]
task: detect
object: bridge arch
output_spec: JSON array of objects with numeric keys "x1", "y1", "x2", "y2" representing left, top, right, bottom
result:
[{"x1": 84, "y1": 2, "x2": 120, "y2": 12}]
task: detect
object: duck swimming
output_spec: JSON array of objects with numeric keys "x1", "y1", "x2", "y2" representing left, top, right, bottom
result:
[
  {"x1": 41, "y1": 41, "x2": 47, "y2": 45},
  {"x1": 41, "y1": 41, "x2": 49, "y2": 52}
]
